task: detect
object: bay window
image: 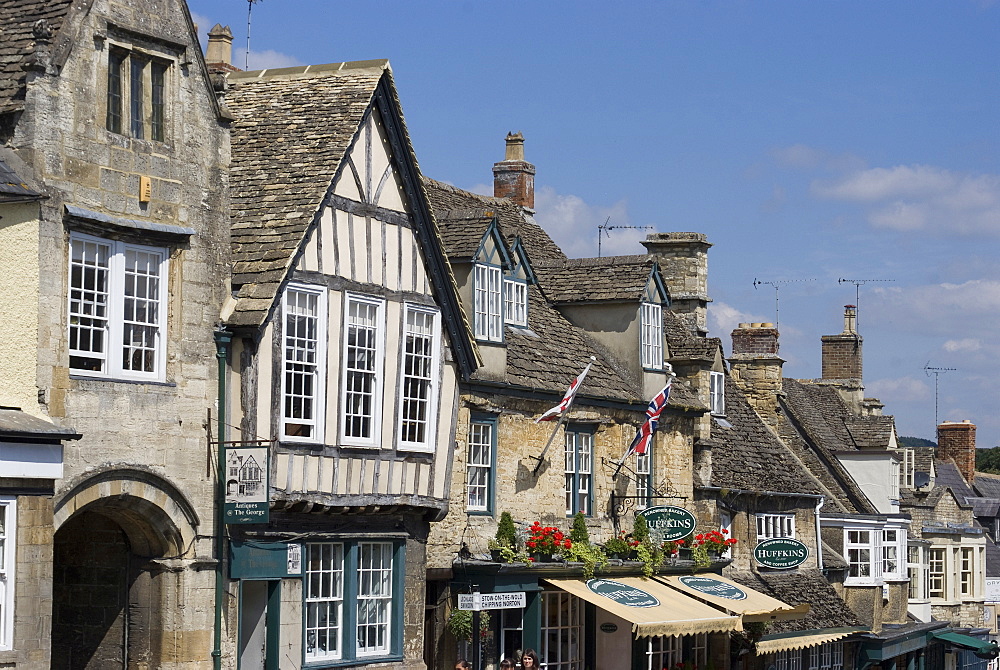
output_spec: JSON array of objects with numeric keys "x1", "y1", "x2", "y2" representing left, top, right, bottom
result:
[
  {"x1": 69, "y1": 233, "x2": 167, "y2": 381},
  {"x1": 846, "y1": 529, "x2": 880, "y2": 582}
]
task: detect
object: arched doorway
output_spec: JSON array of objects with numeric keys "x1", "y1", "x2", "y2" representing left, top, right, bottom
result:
[{"x1": 50, "y1": 469, "x2": 200, "y2": 670}]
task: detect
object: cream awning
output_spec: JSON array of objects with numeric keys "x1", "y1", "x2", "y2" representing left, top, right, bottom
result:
[
  {"x1": 756, "y1": 628, "x2": 861, "y2": 654},
  {"x1": 544, "y1": 577, "x2": 742, "y2": 638},
  {"x1": 658, "y1": 574, "x2": 810, "y2": 623}
]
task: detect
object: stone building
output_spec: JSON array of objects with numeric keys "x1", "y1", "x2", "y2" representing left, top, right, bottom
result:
[{"x1": 0, "y1": 0, "x2": 230, "y2": 667}]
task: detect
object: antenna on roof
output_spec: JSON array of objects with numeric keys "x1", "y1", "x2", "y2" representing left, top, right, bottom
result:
[
  {"x1": 246, "y1": 0, "x2": 264, "y2": 70},
  {"x1": 837, "y1": 278, "x2": 894, "y2": 332},
  {"x1": 752, "y1": 278, "x2": 815, "y2": 329},
  {"x1": 924, "y1": 362, "x2": 957, "y2": 428},
  {"x1": 597, "y1": 218, "x2": 653, "y2": 257}
]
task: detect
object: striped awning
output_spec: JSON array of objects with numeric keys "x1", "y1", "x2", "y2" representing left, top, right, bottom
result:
[
  {"x1": 757, "y1": 628, "x2": 864, "y2": 654},
  {"x1": 658, "y1": 574, "x2": 810, "y2": 623}
]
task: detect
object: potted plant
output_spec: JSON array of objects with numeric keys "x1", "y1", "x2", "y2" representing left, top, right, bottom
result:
[
  {"x1": 570, "y1": 512, "x2": 590, "y2": 545},
  {"x1": 490, "y1": 512, "x2": 519, "y2": 561},
  {"x1": 562, "y1": 541, "x2": 609, "y2": 579},
  {"x1": 693, "y1": 529, "x2": 737, "y2": 557},
  {"x1": 661, "y1": 537, "x2": 688, "y2": 564},
  {"x1": 603, "y1": 531, "x2": 632, "y2": 559},
  {"x1": 526, "y1": 522, "x2": 571, "y2": 562},
  {"x1": 446, "y1": 608, "x2": 491, "y2": 642}
]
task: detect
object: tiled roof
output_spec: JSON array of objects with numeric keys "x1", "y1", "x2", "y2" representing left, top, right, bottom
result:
[
  {"x1": 0, "y1": 154, "x2": 40, "y2": 201},
  {"x1": 666, "y1": 314, "x2": 717, "y2": 362},
  {"x1": 226, "y1": 61, "x2": 387, "y2": 327},
  {"x1": 934, "y1": 459, "x2": 976, "y2": 504},
  {"x1": 435, "y1": 211, "x2": 492, "y2": 259},
  {"x1": 708, "y1": 377, "x2": 824, "y2": 495},
  {"x1": 422, "y1": 178, "x2": 566, "y2": 264},
  {"x1": 974, "y1": 472, "x2": 1000, "y2": 499},
  {"x1": 0, "y1": 0, "x2": 75, "y2": 115},
  {"x1": 987, "y1": 538, "x2": 1000, "y2": 578},
  {"x1": 534, "y1": 255, "x2": 658, "y2": 304},
  {"x1": 821, "y1": 540, "x2": 849, "y2": 570},
  {"x1": 843, "y1": 416, "x2": 895, "y2": 449},
  {"x1": 729, "y1": 569, "x2": 864, "y2": 633},
  {"x1": 912, "y1": 445, "x2": 936, "y2": 475}
]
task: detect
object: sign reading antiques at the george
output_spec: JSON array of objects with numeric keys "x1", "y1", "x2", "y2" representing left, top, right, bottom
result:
[
  {"x1": 753, "y1": 538, "x2": 809, "y2": 569},
  {"x1": 636, "y1": 505, "x2": 696, "y2": 543},
  {"x1": 224, "y1": 445, "x2": 269, "y2": 524}
]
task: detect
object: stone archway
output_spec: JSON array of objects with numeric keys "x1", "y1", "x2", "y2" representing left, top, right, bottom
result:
[{"x1": 50, "y1": 468, "x2": 201, "y2": 670}]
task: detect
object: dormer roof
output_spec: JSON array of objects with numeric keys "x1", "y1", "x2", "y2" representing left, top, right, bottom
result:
[{"x1": 534, "y1": 256, "x2": 668, "y2": 305}]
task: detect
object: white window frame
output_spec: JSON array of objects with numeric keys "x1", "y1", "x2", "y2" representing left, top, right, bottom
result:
[
  {"x1": 776, "y1": 649, "x2": 803, "y2": 670},
  {"x1": 882, "y1": 529, "x2": 905, "y2": 579},
  {"x1": 756, "y1": 513, "x2": 795, "y2": 540},
  {"x1": 710, "y1": 371, "x2": 726, "y2": 415},
  {"x1": 960, "y1": 546, "x2": 975, "y2": 597},
  {"x1": 396, "y1": 304, "x2": 441, "y2": 452},
  {"x1": 907, "y1": 545, "x2": 928, "y2": 600},
  {"x1": 340, "y1": 294, "x2": 385, "y2": 447},
  {"x1": 928, "y1": 547, "x2": 946, "y2": 599},
  {"x1": 474, "y1": 263, "x2": 503, "y2": 342},
  {"x1": 720, "y1": 511, "x2": 734, "y2": 558},
  {"x1": 503, "y1": 278, "x2": 528, "y2": 327},
  {"x1": 0, "y1": 498, "x2": 14, "y2": 651},
  {"x1": 640, "y1": 302, "x2": 663, "y2": 370},
  {"x1": 565, "y1": 428, "x2": 593, "y2": 516},
  {"x1": 808, "y1": 643, "x2": 844, "y2": 670},
  {"x1": 305, "y1": 542, "x2": 345, "y2": 662},
  {"x1": 68, "y1": 232, "x2": 168, "y2": 382},
  {"x1": 902, "y1": 448, "x2": 915, "y2": 489},
  {"x1": 281, "y1": 284, "x2": 327, "y2": 442},
  {"x1": 845, "y1": 529, "x2": 881, "y2": 584},
  {"x1": 466, "y1": 418, "x2": 494, "y2": 513},
  {"x1": 635, "y1": 448, "x2": 651, "y2": 510}
]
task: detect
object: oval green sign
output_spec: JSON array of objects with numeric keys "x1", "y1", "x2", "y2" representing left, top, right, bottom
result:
[
  {"x1": 678, "y1": 575, "x2": 748, "y2": 601},
  {"x1": 636, "y1": 505, "x2": 696, "y2": 542},
  {"x1": 587, "y1": 579, "x2": 659, "y2": 608},
  {"x1": 754, "y1": 538, "x2": 809, "y2": 569}
]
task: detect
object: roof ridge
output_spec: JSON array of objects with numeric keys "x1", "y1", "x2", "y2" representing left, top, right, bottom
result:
[{"x1": 228, "y1": 59, "x2": 389, "y2": 82}]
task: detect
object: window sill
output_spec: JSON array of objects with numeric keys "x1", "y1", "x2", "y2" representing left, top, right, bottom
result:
[
  {"x1": 70, "y1": 374, "x2": 174, "y2": 387},
  {"x1": 304, "y1": 653, "x2": 403, "y2": 668}
]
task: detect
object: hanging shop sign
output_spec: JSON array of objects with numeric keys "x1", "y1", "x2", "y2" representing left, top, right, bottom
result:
[
  {"x1": 224, "y1": 445, "x2": 269, "y2": 524},
  {"x1": 678, "y1": 575, "x2": 748, "y2": 601},
  {"x1": 230, "y1": 541, "x2": 303, "y2": 579},
  {"x1": 587, "y1": 579, "x2": 659, "y2": 608},
  {"x1": 636, "y1": 505, "x2": 696, "y2": 543},
  {"x1": 753, "y1": 538, "x2": 809, "y2": 569}
]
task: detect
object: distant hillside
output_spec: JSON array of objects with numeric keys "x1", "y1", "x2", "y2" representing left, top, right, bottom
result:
[
  {"x1": 898, "y1": 436, "x2": 936, "y2": 447},
  {"x1": 977, "y1": 446, "x2": 1000, "y2": 475}
]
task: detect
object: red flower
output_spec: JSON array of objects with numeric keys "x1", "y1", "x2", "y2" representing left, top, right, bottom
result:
[
  {"x1": 721, "y1": 529, "x2": 729, "y2": 534},
  {"x1": 696, "y1": 534, "x2": 704, "y2": 541}
]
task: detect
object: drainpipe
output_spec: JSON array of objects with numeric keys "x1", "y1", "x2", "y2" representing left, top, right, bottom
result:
[
  {"x1": 213, "y1": 329, "x2": 232, "y2": 670},
  {"x1": 815, "y1": 497, "x2": 825, "y2": 571}
]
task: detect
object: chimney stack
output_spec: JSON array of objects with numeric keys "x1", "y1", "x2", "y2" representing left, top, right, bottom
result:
[
  {"x1": 641, "y1": 232, "x2": 712, "y2": 337},
  {"x1": 205, "y1": 24, "x2": 239, "y2": 74},
  {"x1": 937, "y1": 420, "x2": 977, "y2": 483},
  {"x1": 821, "y1": 305, "x2": 862, "y2": 380},
  {"x1": 728, "y1": 323, "x2": 783, "y2": 427},
  {"x1": 493, "y1": 132, "x2": 535, "y2": 209}
]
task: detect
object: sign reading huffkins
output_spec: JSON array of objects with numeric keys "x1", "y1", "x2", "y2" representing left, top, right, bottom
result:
[
  {"x1": 753, "y1": 538, "x2": 809, "y2": 569},
  {"x1": 636, "y1": 505, "x2": 696, "y2": 543},
  {"x1": 224, "y1": 446, "x2": 269, "y2": 524}
]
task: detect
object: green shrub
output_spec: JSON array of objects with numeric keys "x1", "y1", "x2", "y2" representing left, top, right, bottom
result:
[{"x1": 570, "y1": 512, "x2": 589, "y2": 545}]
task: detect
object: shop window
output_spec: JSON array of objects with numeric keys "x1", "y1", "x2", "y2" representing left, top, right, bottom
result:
[
  {"x1": 776, "y1": 649, "x2": 803, "y2": 670},
  {"x1": 808, "y1": 643, "x2": 844, "y2": 670},
  {"x1": 397, "y1": 304, "x2": 440, "y2": 451},
  {"x1": 68, "y1": 233, "x2": 167, "y2": 381},
  {"x1": 640, "y1": 302, "x2": 663, "y2": 370},
  {"x1": 540, "y1": 590, "x2": 584, "y2": 670},
  {"x1": 756, "y1": 514, "x2": 795, "y2": 540},
  {"x1": 466, "y1": 416, "x2": 496, "y2": 513},
  {"x1": 565, "y1": 427, "x2": 593, "y2": 516},
  {"x1": 0, "y1": 498, "x2": 14, "y2": 650},
  {"x1": 304, "y1": 541, "x2": 401, "y2": 663},
  {"x1": 474, "y1": 263, "x2": 503, "y2": 342},
  {"x1": 341, "y1": 294, "x2": 384, "y2": 446},
  {"x1": 645, "y1": 634, "x2": 707, "y2": 670},
  {"x1": 282, "y1": 285, "x2": 326, "y2": 441}
]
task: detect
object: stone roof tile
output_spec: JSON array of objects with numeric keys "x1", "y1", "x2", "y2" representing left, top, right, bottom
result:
[
  {"x1": 729, "y1": 570, "x2": 865, "y2": 633},
  {"x1": 534, "y1": 256, "x2": 657, "y2": 304},
  {"x1": 0, "y1": 0, "x2": 75, "y2": 114}
]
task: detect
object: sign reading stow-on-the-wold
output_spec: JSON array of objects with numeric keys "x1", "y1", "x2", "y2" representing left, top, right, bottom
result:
[
  {"x1": 457, "y1": 592, "x2": 527, "y2": 611},
  {"x1": 587, "y1": 579, "x2": 659, "y2": 608},
  {"x1": 679, "y1": 575, "x2": 748, "y2": 601},
  {"x1": 636, "y1": 505, "x2": 696, "y2": 543},
  {"x1": 754, "y1": 538, "x2": 809, "y2": 569}
]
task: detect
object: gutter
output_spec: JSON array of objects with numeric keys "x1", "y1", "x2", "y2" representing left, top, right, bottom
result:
[
  {"x1": 212, "y1": 329, "x2": 232, "y2": 670},
  {"x1": 815, "y1": 497, "x2": 825, "y2": 571},
  {"x1": 697, "y1": 486, "x2": 826, "y2": 500}
]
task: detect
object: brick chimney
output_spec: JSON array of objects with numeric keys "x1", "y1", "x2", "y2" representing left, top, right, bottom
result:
[
  {"x1": 728, "y1": 323, "x2": 783, "y2": 427},
  {"x1": 641, "y1": 232, "x2": 712, "y2": 337},
  {"x1": 205, "y1": 24, "x2": 239, "y2": 74},
  {"x1": 821, "y1": 305, "x2": 862, "y2": 380},
  {"x1": 938, "y1": 420, "x2": 976, "y2": 483},
  {"x1": 493, "y1": 132, "x2": 535, "y2": 209}
]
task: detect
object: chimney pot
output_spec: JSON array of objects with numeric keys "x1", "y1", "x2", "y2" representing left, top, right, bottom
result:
[
  {"x1": 205, "y1": 24, "x2": 237, "y2": 73},
  {"x1": 493, "y1": 132, "x2": 535, "y2": 209}
]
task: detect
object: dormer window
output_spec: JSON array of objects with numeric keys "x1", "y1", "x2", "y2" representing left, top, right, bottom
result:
[
  {"x1": 710, "y1": 372, "x2": 725, "y2": 415},
  {"x1": 901, "y1": 448, "x2": 915, "y2": 488},
  {"x1": 640, "y1": 302, "x2": 663, "y2": 369},
  {"x1": 106, "y1": 47, "x2": 170, "y2": 142},
  {"x1": 503, "y1": 278, "x2": 527, "y2": 327},
  {"x1": 474, "y1": 263, "x2": 503, "y2": 342}
]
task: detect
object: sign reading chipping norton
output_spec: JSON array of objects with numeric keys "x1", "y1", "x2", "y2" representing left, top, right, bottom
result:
[
  {"x1": 678, "y1": 575, "x2": 748, "y2": 601},
  {"x1": 754, "y1": 538, "x2": 809, "y2": 569},
  {"x1": 587, "y1": 579, "x2": 659, "y2": 608},
  {"x1": 458, "y1": 592, "x2": 527, "y2": 611},
  {"x1": 224, "y1": 445, "x2": 269, "y2": 524},
  {"x1": 636, "y1": 505, "x2": 696, "y2": 543}
]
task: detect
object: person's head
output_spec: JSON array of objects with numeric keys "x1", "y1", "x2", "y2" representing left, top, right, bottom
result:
[
  {"x1": 522, "y1": 649, "x2": 540, "y2": 668},
  {"x1": 500, "y1": 659, "x2": 514, "y2": 670},
  {"x1": 454, "y1": 661, "x2": 471, "y2": 670}
]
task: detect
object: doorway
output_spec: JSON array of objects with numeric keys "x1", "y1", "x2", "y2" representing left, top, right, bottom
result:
[{"x1": 239, "y1": 580, "x2": 280, "y2": 670}]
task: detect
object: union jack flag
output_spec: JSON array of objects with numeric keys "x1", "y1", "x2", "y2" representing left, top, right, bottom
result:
[
  {"x1": 536, "y1": 359, "x2": 594, "y2": 422},
  {"x1": 624, "y1": 375, "x2": 674, "y2": 458}
]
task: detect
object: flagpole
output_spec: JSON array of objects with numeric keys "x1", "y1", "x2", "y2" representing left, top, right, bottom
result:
[
  {"x1": 613, "y1": 364, "x2": 677, "y2": 480},
  {"x1": 530, "y1": 357, "x2": 595, "y2": 474}
]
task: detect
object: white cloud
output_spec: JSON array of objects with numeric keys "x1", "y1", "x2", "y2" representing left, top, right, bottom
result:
[
  {"x1": 872, "y1": 280, "x2": 1000, "y2": 337},
  {"x1": 236, "y1": 48, "x2": 304, "y2": 71},
  {"x1": 532, "y1": 185, "x2": 643, "y2": 258},
  {"x1": 866, "y1": 376, "x2": 931, "y2": 402},
  {"x1": 707, "y1": 303, "x2": 766, "y2": 343},
  {"x1": 771, "y1": 144, "x2": 865, "y2": 172},
  {"x1": 811, "y1": 165, "x2": 1000, "y2": 235},
  {"x1": 943, "y1": 338, "x2": 983, "y2": 353},
  {"x1": 190, "y1": 12, "x2": 213, "y2": 49}
]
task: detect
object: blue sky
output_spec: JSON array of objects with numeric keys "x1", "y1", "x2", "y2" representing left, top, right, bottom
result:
[{"x1": 189, "y1": 0, "x2": 1000, "y2": 447}]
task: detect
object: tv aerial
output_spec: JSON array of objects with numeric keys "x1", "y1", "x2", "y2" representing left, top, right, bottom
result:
[
  {"x1": 924, "y1": 363, "x2": 957, "y2": 428},
  {"x1": 752, "y1": 278, "x2": 816, "y2": 329},
  {"x1": 837, "y1": 278, "x2": 894, "y2": 331},
  {"x1": 597, "y1": 218, "x2": 653, "y2": 257}
]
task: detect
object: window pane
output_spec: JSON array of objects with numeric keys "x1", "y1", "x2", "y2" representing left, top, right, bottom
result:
[
  {"x1": 130, "y1": 57, "x2": 144, "y2": 138},
  {"x1": 467, "y1": 421, "x2": 493, "y2": 511},
  {"x1": 357, "y1": 543, "x2": 393, "y2": 655},
  {"x1": 305, "y1": 543, "x2": 344, "y2": 661},
  {"x1": 69, "y1": 238, "x2": 112, "y2": 372},
  {"x1": 150, "y1": 62, "x2": 166, "y2": 141},
  {"x1": 106, "y1": 51, "x2": 124, "y2": 133},
  {"x1": 121, "y1": 248, "x2": 163, "y2": 373},
  {"x1": 640, "y1": 302, "x2": 663, "y2": 369},
  {"x1": 400, "y1": 308, "x2": 436, "y2": 446},
  {"x1": 344, "y1": 298, "x2": 380, "y2": 440}
]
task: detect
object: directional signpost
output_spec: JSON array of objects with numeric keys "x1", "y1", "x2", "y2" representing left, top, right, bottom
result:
[{"x1": 459, "y1": 591, "x2": 527, "y2": 670}]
